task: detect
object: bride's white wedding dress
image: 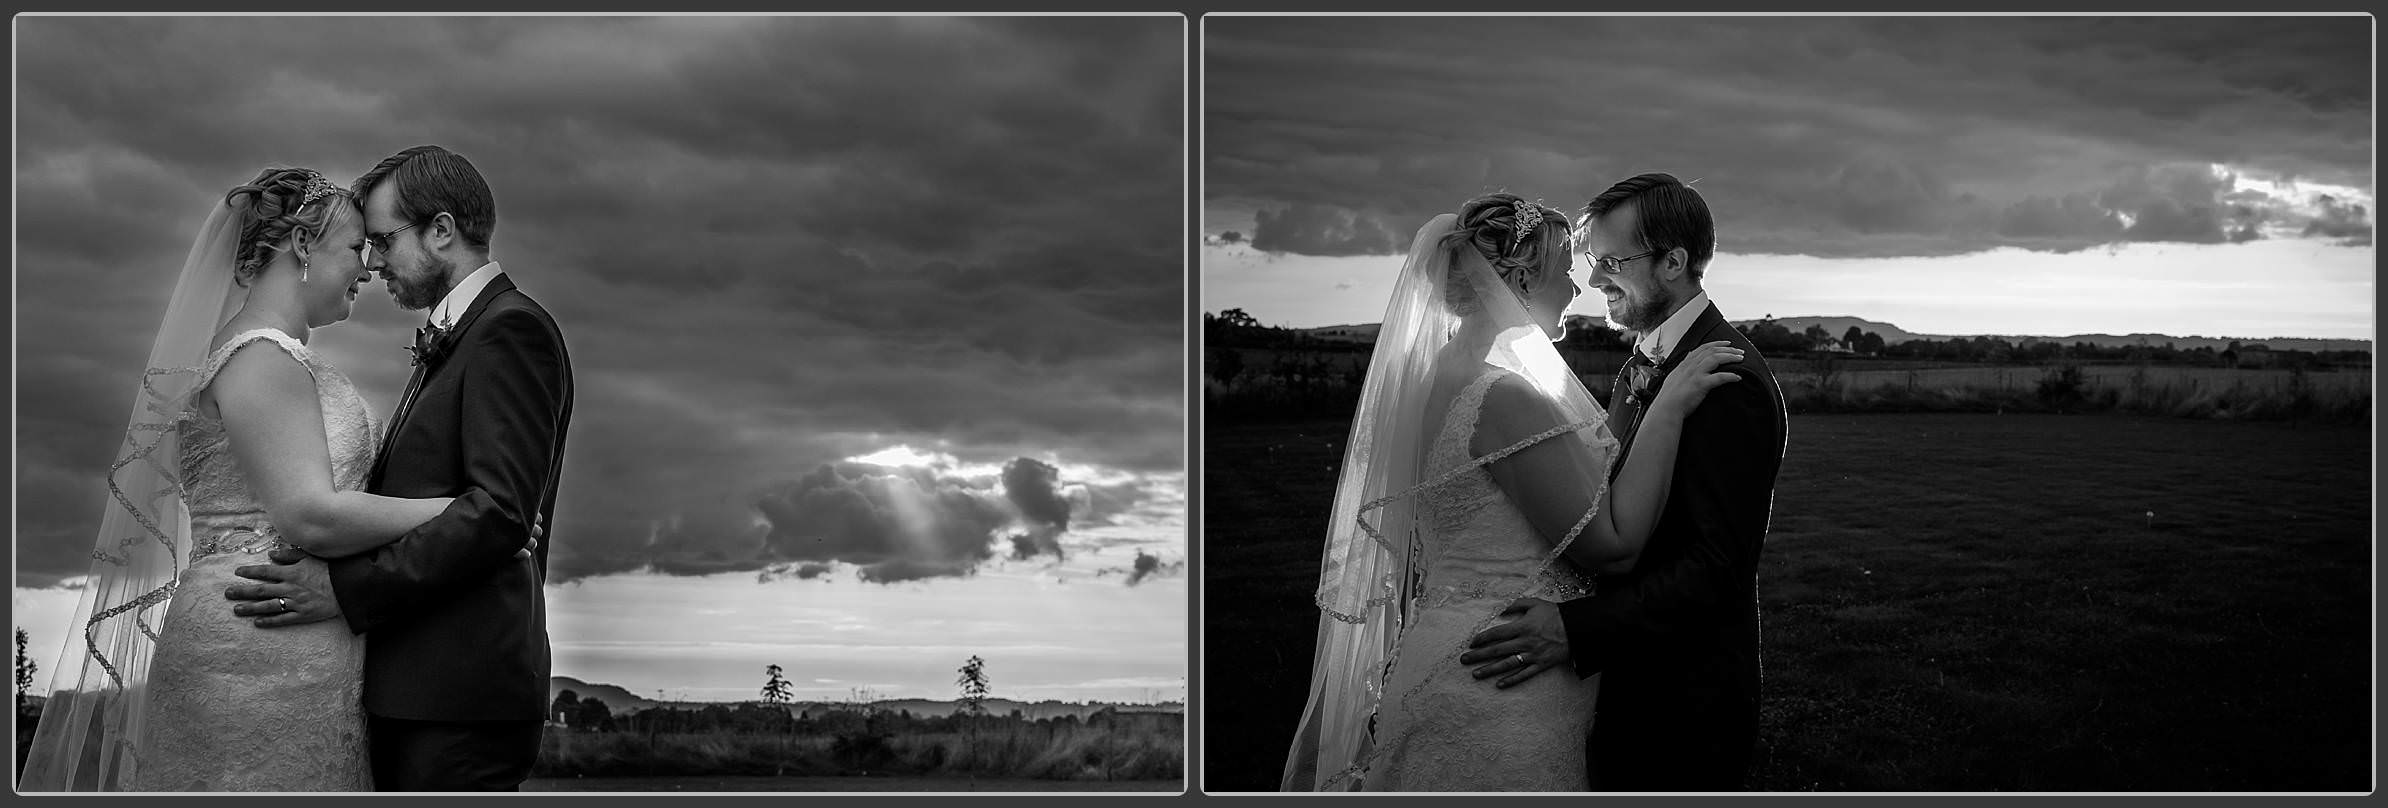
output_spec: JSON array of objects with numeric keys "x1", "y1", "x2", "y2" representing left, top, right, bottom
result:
[
  {"x1": 132, "y1": 329, "x2": 376, "y2": 791},
  {"x1": 1360, "y1": 366, "x2": 1607, "y2": 792}
]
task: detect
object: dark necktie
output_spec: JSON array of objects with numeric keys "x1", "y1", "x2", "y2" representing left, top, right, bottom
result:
[{"x1": 369, "y1": 322, "x2": 442, "y2": 488}]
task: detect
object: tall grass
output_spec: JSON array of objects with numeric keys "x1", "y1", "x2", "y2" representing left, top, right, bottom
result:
[
  {"x1": 1771, "y1": 364, "x2": 2368, "y2": 423},
  {"x1": 536, "y1": 720, "x2": 1182, "y2": 781},
  {"x1": 1209, "y1": 348, "x2": 2369, "y2": 426}
]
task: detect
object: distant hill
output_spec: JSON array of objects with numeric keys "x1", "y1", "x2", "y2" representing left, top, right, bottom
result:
[
  {"x1": 1728, "y1": 316, "x2": 1930, "y2": 345},
  {"x1": 1296, "y1": 323, "x2": 1380, "y2": 343},
  {"x1": 549, "y1": 677, "x2": 1180, "y2": 720},
  {"x1": 1734, "y1": 316, "x2": 2372, "y2": 353},
  {"x1": 1249, "y1": 313, "x2": 2370, "y2": 353},
  {"x1": 850, "y1": 698, "x2": 1183, "y2": 721},
  {"x1": 550, "y1": 676, "x2": 663, "y2": 714}
]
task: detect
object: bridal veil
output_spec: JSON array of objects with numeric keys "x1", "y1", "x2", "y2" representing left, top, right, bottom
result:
[
  {"x1": 18, "y1": 199, "x2": 247, "y2": 791},
  {"x1": 1280, "y1": 204, "x2": 1615, "y2": 790}
]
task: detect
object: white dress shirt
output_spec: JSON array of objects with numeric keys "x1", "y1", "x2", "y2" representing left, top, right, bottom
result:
[
  {"x1": 430, "y1": 262, "x2": 503, "y2": 330},
  {"x1": 1634, "y1": 290, "x2": 1711, "y2": 364}
]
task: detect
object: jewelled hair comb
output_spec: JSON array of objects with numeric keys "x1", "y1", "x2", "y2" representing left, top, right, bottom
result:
[
  {"x1": 300, "y1": 173, "x2": 345, "y2": 207},
  {"x1": 1509, "y1": 200, "x2": 1555, "y2": 254}
]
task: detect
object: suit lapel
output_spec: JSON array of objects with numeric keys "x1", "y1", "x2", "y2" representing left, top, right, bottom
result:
[
  {"x1": 443, "y1": 274, "x2": 515, "y2": 343},
  {"x1": 367, "y1": 274, "x2": 518, "y2": 489},
  {"x1": 1608, "y1": 302, "x2": 1728, "y2": 478},
  {"x1": 1659, "y1": 302, "x2": 1728, "y2": 370},
  {"x1": 369, "y1": 363, "x2": 429, "y2": 488}
]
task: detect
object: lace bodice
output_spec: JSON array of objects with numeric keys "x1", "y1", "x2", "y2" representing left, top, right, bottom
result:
[
  {"x1": 1410, "y1": 368, "x2": 1602, "y2": 608},
  {"x1": 1353, "y1": 366, "x2": 1616, "y2": 791},
  {"x1": 130, "y1": 328, "x2": 380, "y2": 791},
  {"x1": 176, "y1": 329, "x2": 379, "y2": 559}
]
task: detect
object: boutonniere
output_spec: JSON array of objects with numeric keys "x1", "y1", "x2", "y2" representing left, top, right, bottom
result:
[
  {"x1": 1627, "y1": 357, "x2": 1675, "y2": 405},
  {"x1": 407, "y1": 324, "x2": 456, "y2": 367}
]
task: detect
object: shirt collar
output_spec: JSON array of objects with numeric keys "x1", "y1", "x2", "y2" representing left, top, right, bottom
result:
[
  {"x1": 1635, "y1": 290, "x2": 1711, "y2": 364},
  {"x1": 430, "y1": 262, "x2": 503, "y2": 330}
]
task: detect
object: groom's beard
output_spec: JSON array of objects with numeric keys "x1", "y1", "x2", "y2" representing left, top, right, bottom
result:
[
  {"x1": 1613, "y1": 285, "x2": 1676, "y2": 332},
  {"x1": 389, "y1": 255, "x2": 457, "y2": 311}
]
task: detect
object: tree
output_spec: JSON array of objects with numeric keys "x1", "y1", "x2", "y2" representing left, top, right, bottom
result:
[
  {"x1": 956, "y1": 655, "x2": 989, "y2": 718},
  {"x1": 15, "y1": 627, "x2": 36, "y2": 717},
  {"x1": 956, "y1": 655, "x2": 990, "y2": 779},
  {"x1": 1855, "y1": 330, "x2": 1886, "y2": 355},
  {"x1": 571, "y1": 697, "x2": 615, "y2": 733},
  {"x1": 761, "y1": 663, "x2": 793, "y2": 705},
  {"x1": 550, "y1": 688, "x2": 580, "y2": 725},
  {"x1": 1217, "y1": 308, "x2": 1259, "y2": 329},
  {"x1": 1559, "y1": 314, "x2": 1629, "y2": 351},
  {"x1": 1746, "y1": 317, "x2": 1808, "y2": 355},
  {"x1": 1206, "y1": 346, "x2": 1245, "y2": 387}
]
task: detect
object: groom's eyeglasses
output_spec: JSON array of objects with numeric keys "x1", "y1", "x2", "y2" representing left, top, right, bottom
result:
[
  {"x1": 1582, "y1": 249, "x2": 1657, "y2": 274},
  {"x1": 363, "y1": 221, "x2": 422, "y2": 260}
]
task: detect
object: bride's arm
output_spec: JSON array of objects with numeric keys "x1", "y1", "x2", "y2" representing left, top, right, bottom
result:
[
  {"x1": 1481, "y1": 344, "x2": 1744, "y2": 574},
  {"x1": 210, "y1": 343, "x2": 453, "y2": 558},
  {"x1": 1477, "y1": 377, "x2": 1625, "y2": 569}
]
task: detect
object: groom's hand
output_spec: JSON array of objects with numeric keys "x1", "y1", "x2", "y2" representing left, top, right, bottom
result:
[
  {"x1": 1461, "y1": 598, "x2": 1571, "y2": 689},
  {"x1": 521, "y1": 512, "x2": 543, "y2": 560},
  {"x1": 226, "y1": 555, "x2": 342, "y2": 629}
]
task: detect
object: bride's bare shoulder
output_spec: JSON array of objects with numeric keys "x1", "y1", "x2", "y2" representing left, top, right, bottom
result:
[
  {"x1": 1471, "y1": 371, "x2": 1571, "y2": 451},
  {"x1": 194, "y1": 325, "x2": 313, "y2": 413}
]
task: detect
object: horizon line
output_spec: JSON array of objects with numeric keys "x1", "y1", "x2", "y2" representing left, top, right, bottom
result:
[{"x1": 1212, "y1": 312, "x2": 2374, "y2": 345}]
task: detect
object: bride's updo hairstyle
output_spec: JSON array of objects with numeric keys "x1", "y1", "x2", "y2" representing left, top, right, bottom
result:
[
  {"x1": 223, "y1": 167, "x2": 355, "y2": 287},
  {"x1": 1437, "y1": 192, "x2": 1571, "y2": 316}
]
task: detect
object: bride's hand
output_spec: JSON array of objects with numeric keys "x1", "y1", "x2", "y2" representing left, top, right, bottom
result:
[{"x1": 1651, "y1": 341, "x2": 1744, "y2": 416}]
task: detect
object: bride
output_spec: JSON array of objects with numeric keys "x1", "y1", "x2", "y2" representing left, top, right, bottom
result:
[
  {"x1": 17, "y1": 167, "x2": 522, "y2": 791},
  {"x1": 1280, "y1": 194, "x2": 1741, "y2": 791}
]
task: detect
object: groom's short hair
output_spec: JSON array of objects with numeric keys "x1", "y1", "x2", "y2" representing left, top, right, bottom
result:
[
  {"x1": 1583, "y1": 172, "x2": 1714, "y2": 281},
  {"x1": 353, "y1": 145, "x2": 497, "y2": 252}
]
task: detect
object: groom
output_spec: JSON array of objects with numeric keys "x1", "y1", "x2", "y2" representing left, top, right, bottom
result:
[
  {"x1": 224, "y1": 145, "x2": 576, "y2": 791},
  {"x1": 1462, "y1": 173, "x2": 1788, "y2": 791}
]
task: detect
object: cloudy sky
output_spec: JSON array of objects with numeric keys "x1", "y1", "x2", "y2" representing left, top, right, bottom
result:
[
  {"x1": 14, "y1": 15, "x2": 1185, "y2": 703},
  {"x1": 1204, "y1": 15, "x2": 2373, "y2": 340}
]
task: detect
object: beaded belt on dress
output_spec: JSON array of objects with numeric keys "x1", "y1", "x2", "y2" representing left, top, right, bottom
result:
[
  {"x1": 188, "y1": 525, "x2": 292, "y2": 562},
  {"x1": 1411, "y1": 574, "x2": 1593, "y2": 610}
]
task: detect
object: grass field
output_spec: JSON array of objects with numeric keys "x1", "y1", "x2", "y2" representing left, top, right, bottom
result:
[
  {"x1": 1202, "y1": 413, "x2": 2372, "y2": 792},
  {"x1": 536, "y1": 721, "x2": 1181, "y2": 782},
  {"x1": 523, "y1": 776, "x2": 1182, "y2": 792},
  {"x1": 1212, "y1": 347, "x2": 2369, "y2": 426},
  {"x1": 1781, "y1": 364, "x2": 2370, "y2": 396}
]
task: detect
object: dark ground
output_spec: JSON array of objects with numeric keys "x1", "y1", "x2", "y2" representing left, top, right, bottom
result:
[{"x1": 1203, "y1": 413, "x2": 2371, "y2": 792}]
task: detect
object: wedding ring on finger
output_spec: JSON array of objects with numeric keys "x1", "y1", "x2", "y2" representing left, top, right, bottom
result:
[
  {"x1": 1513, "y1": 653, "x2": 1528, "y2": 668},
  {"x1": 277, "y1": 597, "x2": 291, "y2": 613}
]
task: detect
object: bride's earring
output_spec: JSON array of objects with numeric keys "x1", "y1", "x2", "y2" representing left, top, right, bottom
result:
[{"x1": 300, "y1": 258, "x2": 310, "y2": 283}]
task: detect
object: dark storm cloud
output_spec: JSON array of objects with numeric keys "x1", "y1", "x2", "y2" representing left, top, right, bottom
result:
[
  {"x1": 1001, "y1": 456, "x2": 1069, "y2": 561},
  {"x1": 615, "y1": 455, "x2": 1172, "y2": 584},
  {"x1": 1251, "y1": 203, "x2": 1406, "y2": 255},
  {"x1": 2305, "y1": 195, "x2": 2373, "y2": 245},
  {"x1": 754, "y1": 463, "x2": 1010, "y2": 582},
  {"x1": 14, "y1": 16, "x2": 1182, "y2": 586},
  {"x1": 1002, "y1": 458, "x2": 1071, "y2": 529},
  {"x1": 1088, "y1": 549, "x2": 1183, "y2": 587},
  {"x1": 1123, "y1": 550, "x2": 1184, "y2": 587},
  {"x1": 1206, "y1": 16, "x2": 2370, "y2": 259}
]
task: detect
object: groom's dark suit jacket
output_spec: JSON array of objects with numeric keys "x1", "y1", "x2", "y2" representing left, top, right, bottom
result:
[
  {"x1": 1560, "y1": 301, "x2": 1786, "y2": 790},
  {"x1": 331, "y1": 274, "x2": 574, "y2": 723}
]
